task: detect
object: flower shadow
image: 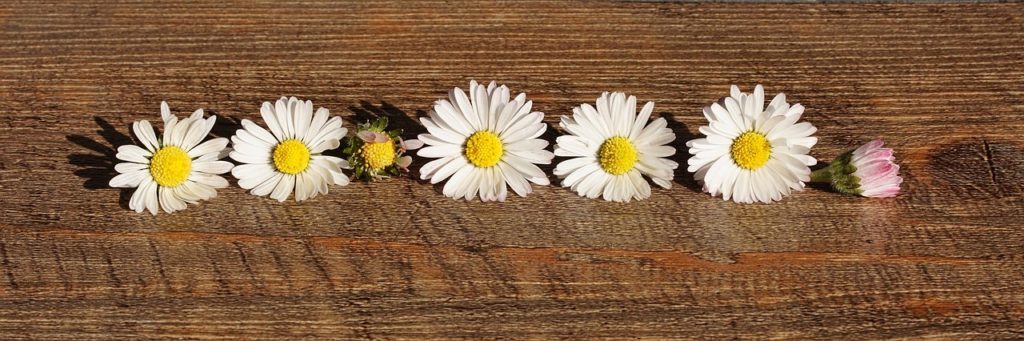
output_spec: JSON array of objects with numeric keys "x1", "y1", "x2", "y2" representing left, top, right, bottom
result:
[
  {"x1": 662, "y1": 113, "x2": 702, "y2": 192},
  {"x1": 66, "y1": 116, "x2": 134, "y2": 207},
  {"x1": 207, "y1": 111, "x2": 245, "y2": 140}
]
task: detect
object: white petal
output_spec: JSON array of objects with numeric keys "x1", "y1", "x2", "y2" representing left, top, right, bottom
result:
[
  {"x1": 554, "y1": 135, "x2": 596, "y2": 157},
  {"x1": 579, "y1": 103, "x2": 611, "y2": 138},
  {"x1": 307, "y1": 118, "x2": 345, "y2": 146},
  {"x1": 472, "y1": 83, "x2": 491, "y2": 130},
  {"x1": 433, "y1": 100, "x2": 473, "y2": 136},
  {"x1": 294, "y1": 173, "x2": 310, "y2": 202},
  {"x1": 638, "y1": 145, "x2": 675, "y2": 158},
  {"x1": 303, "y1": 107, "x2": 331, "y2": 144},
  {"x1": 627, "y1": 170, "x2": 651, "y2": 200},
  {"x1": 230, "y1": 150, "x2": 271, "y2": 164},
  {"x1": 651, "y1": 176, "x2": 672, "y2": 190},
  {"x1": 419, "y1": 155, "x2": 457, "y2": 180},
  {"x1": 419, "y1": 116, "x2": 466, "y2": 144},
  {"x1": 143, "y1": 181, "x2": 159, "y2": 215},
  {"x1": 160, "y1": 101, "x2": 173, "y2": 123},
  {"x1": 442, "y1": 165, "x2": 474, "y2": 199},
  {"x1": 270, "y1": 174, "x2": 295, "y2": 202},
  {"x1": 418, "y1": 144, "x2": 462, "y2": 158},
  {"x1": 242, "y1": 119, "x2": 279, "y2": 145},
  {"x1": 114, "y1": 162, "x2": 148, "y2": 174},
  {"x1": 499, "y1": 111, "x2": 543, "y2": 140},
  {"x1": 159, "y1": 186, "x2": 180, "y2": 213},
  {"x1": 502, "y1": 155, "x2": 548, "y2": 185},
  {"x1": 191, "y1": 160, "x2": 233, "y2": 174},
  {"x1": 129, "y1": 178, "x2": 152, "y2": 212},
  {"x1": 499, "y1": 161, "x2": 531, "y2": 197},
  {"x1": 496, "y1": 98, "x2": 529, "y2": 133},
  {"x1": 162, "y1": 116, "x2": 178, "y2": 146},
  {"x1": 189, "y1": 173, "x2": 229, "y2": 188},
  {"x1": 554, "y1": 157, "x2": 593, "y2": 177},
  {"x1": 402, "y1": 139, "x2": 424, "y2": 150},
  {"x1": 505, "y1": 138, "x2": 548, "y2": 153},
  {"x1": 172, "y1": 184, "x2": 202, "y2": 204},
  {"x1": 580, "y1": 171, "x2": 610, "y2": 199},
  {"x1": 184, "y1": 180, "x2": 216, "y2": 201},
  {"x1": 506, "y1": 149, "x2": 553, "y2": 165},
  {"x1": 309, "y1": 138, "x2": 341, "y2": 154},
  {"x1": 233, "y1": 163, "x2": 277, "y2": 189},
  {"x1": 133, "y1": 120, "x2": 159, "y2": 153},
  {"x1": 116, "y1": 145, "x2": 151, "y2": 164},
  {"x1": 501, "y1": 122, "x2": 545, "y2": 144},
  {"x1": 189, "y1": 138, "x2": 229, "y2": 158},
  {"x1": 279, "y1": 97, "x2": 297, "y2": 140},
  {"x1": 629, "y1": 102, "x2": 654, "y2": 140},
  {"x1": 717, "y1": 164, "x2": 740, "y2": 200},
  {"x1": 110, "y1": 169, "x2": 148, "y2": 188},
  {"x1": 294, "y1": 101, "x2": 313, "y2": 141},
  {"x1": 603, "y1": 174, "x2": 621, "y2": 202},
  {"x1": 430, "y1": 156, "x2": 469, "y2": 184},
  {"x1": 452, "y1": 86, "x2": 482, "y2": 131},
  {"x1": 261, "y1": 101, "x2": 286, "y2": 140},
  {"x1": 330, "y1": 168, "x2": 350, "y2": 186},
  {"x1": 252, "y1": 172, "x2": 283, "y2": 196},
  {"x1": 230, "y1": 137, "x2": 271, "y2": 158}
]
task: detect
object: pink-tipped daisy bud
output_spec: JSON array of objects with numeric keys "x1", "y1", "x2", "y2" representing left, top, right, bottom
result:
[{"x1": 811, "y1": 140, "x2": 903, "y2": 197}]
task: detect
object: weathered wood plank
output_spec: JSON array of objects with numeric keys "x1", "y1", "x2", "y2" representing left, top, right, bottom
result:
[{"x1": 0, "y1": 0, "x2": 1023, "y2": 339}]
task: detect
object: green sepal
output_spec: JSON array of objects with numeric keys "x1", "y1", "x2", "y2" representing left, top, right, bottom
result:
[{"x1": 811, "y1": 150, "x2": 863, "y2": 195}]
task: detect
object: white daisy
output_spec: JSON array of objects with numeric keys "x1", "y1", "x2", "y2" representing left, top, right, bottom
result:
[
  {"x1": 686, "y1": 85, "x2": 818, "y2": 204},
  {"x1": 109, "y1": 101, "x2": 233, "y2": 215},
  {"x1": 229, "y1": 97, "x2": 350, "y2": 202},
  {"x1": 553, "y1": 92, "x2": 678, "y2": 202},
  {"x1": 417, "y1": 80, "x2": 554, "y2": 201}
]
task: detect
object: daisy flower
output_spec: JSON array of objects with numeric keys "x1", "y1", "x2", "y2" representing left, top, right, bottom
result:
[
  {"x1": 553, "y1": 92, "x2": 677, "y2": 202},
  {"x1": 810, "y1": 139, "x2": 902, "y2": 198},
  {"x1": 109, "y1": 101, "x2": 233, "y2": 215},
  {"x1": 344, "y1": 117, "x2": 423, "y2": 180},
  {"x1": 417, "y1": 80, "x2": 554, "y2": 201},
  {"x1": 686, "y1": 85, "x2": 818, "y2": 204},
  {"x1": 230, "y1": 97, "x2": 350, "y2": 202}
]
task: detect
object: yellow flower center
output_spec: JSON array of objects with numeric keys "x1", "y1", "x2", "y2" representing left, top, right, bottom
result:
[
  {"x1": 272, "y1": 139, "x2": 311, "y2": 174},
  {"x1": 730, "y1": 131, "x2": 772, "y2": 170},
  {"x1": 360, "y1": 140, "x2": 396, "y2": 171},
  {"x1": 464, "y1": 131, "x2": 504, "y2": 168},
  {"x1": 149, "y1": 146, "x2": 192, "y2": 187},
  {"x1": 598, "y1": 136, "x2": 638, "y2": 175}
]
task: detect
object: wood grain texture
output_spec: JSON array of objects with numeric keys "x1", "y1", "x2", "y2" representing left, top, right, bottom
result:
[{"x1": 1, "y1": 0, "x2": 1024, "y2": 339}]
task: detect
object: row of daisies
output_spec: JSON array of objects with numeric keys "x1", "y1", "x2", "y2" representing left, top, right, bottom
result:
[{"x1": 109, "y1": 81, "x2": 903, "y2": 214}]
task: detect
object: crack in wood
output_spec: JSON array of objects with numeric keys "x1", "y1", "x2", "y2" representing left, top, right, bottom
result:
[
  {"x1": 267, "y1": 247, "x2": 294, "y2": 291},
  {"x1": 233, "y1": 241, "x2": 262, "y2": 291},
  {"x1": 102, "y1": 248, "x2": 122, "y2": 291},
  {"x1": 146, "y1": 239, "x2": 172, "y2": 292},
  {"x1": 0, "y1": 242, "x2": 17, "y2": 290},
  {"x1": 302, "y1": 240, "x2": 335, "y2": 291},
  {"x1": 205, "y1": 247, "x2": 231, "y2": 295},
  {"x1": 982, "y1": 139, "x2": 1001, "y2": 194},
  {"x1": 49, "y1": 244, "x2": 71, "y2": 294}
]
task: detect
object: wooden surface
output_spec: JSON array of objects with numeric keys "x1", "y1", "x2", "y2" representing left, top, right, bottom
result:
[{"x1": 1, "y1": 1, "x2": 1024, "y2": 339}]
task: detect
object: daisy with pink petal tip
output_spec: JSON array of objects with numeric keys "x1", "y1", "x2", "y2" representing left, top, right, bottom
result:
[
  {"x1": 810, "y1": 139, "x2": 903, "y2": 198},
  {"x1": 344, "y1": 117, "x2": 422, "y2": 180}
]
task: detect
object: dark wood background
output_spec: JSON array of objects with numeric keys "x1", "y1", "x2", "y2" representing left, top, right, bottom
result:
[{"x1": 1, "y1": 1, "x2": 1023, "y2": 339}]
